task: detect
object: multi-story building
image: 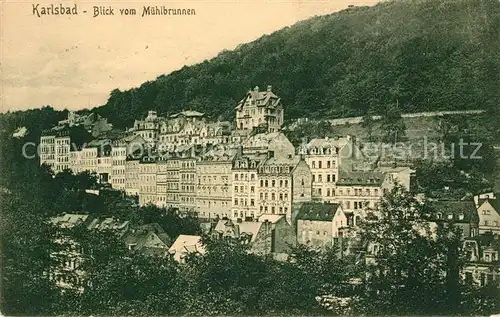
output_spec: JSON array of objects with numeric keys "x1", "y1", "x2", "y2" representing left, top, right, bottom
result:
[
  {"x1": 257, "y1": 154, "x2": 313, "y2": 224},
  {"x1": 164, "y1": 152, "x2": 181, "y2": 209},
  {"x1": 179, "y1": 146, "x2": 199, "y2": 212},
  {"x1": 295, "y1": 202, "x2": 343, "y2": 249},
  {"x1": 70, "y1": 146, "x2": 98, "y2": 175},
  {"x1": 231, "y1": 150, "x2": 267, "y2": 221},
  {"x1": 427, "y1": 200, "x2": 479, "y2": 238},
  {"x1": 335, "y1": 170, "x2": 385, "y2": 213},
  {"x1": 196, "y1": 145, "x2": 236, "y2": 219},
  {"x1": 474, "y1": 193, "x2": 500, "y2": 234},
  {"x1": 156, "y1": 157, "x2": 168, "y2": 207},
  {"x1": 157, "y1": 111, "x2": 208, "y2": 152},
  {"x1": 40, "y1": 132, "x2": 56, "y2": 168},
  {"x1": 54, "y1": 129, "x2": 72, "y2": 173},
  {"x1": 91, "y1": 139, "x2": 112, "y2": 184},
  {"x1": 334, "y1": 166, "x2": 411, "y2": 214},
  {"x1": 132, "y1": 110, "x2": 161, "y2": 147},
  {"x1": 463, "y1": 233, "x2": 500, "y2": 287},
  {"x1": 138, "y1": 156, "x2": 157, "y2": 206},
  {"x1": 299, "y1": 136, "x2": 360, "y2": 202},
  {"x1": 235, "y1": 85, "x2": 284, "y2": 133},
  {"x1": 125, "y1": 157, "x2": 141, "y2": 197},
  {"x1": 111, "y1": 135, "x2": 147, "y2": 191}
]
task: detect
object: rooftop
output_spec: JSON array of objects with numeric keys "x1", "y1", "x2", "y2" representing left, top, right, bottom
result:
[
  {"x1": 295, "y1": 202, "x2": 341, "y2": 222},
  {"x1": 336, "y1": 169, "x2": 385, "y2": 187}
]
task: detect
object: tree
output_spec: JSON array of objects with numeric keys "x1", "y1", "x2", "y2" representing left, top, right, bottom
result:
[
  {"x1": 355, "y1": 184, "x2": 464, "y2": 315},
  {"x1": 361, "y1": 109, "x2": 375, "y2": 141},
  {"x1": 380, "y1": 104, "x2": 406, "y2": 143}
]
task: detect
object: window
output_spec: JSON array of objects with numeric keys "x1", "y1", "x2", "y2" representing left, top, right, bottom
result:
[
  {"x1": 285, "y1": 180, "x2": 288, "y2": 187},
  {"x1": 318, "y1": 161, "x2": 322, "y2": 169},
  {"x1": 260, "y1": 180, "x2": 264, "y2": 187},
  {"x1": 327, "y1": 175, "x2": 331, "y2": 182},
  {"x1": 235, "y1": 174, "x2": 239, "y2": 181},
  {"x1": 312, "y1": 175, "x2": 316, "y2": 182},
  {"x1": 327, "y1": 161, "x2": 331, "y2": 168},
  {"x1": 251, "y1": 186, "x2": 255, "y2": 193},
  {"x1": 234, "y1": 186, "x2": 238, "y2": 192},
  {"x1": 318, "y1": 175, "x2": 322, "y2": 182},
  {"x1": 251, "y1": 199, "x2": 255, "y2": 206},
  {"x1": 272, "y1": 180, "x2": 276, "y2": 187},
  {"x1": 234, "y1": 199, "x2": 238, "y2": 205},
  {"x1": 312, "y1": 161, "x2": 316, "y2": 168}
]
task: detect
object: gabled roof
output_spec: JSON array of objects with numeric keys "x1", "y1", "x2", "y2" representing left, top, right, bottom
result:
[
  {"x1": 295, "y1": 202, "x2": 341, "y2": 222},
  {"x1": 213, "y1": 220, "x2": 263, "y2": 242},
  {"x1": 122, "y1": 223, "x2": 172, "y2": 251},
  {"x1": 477, "y1": 198, "x2": 500, "y2": 212},
  {"x1": 50, "y1": 213, "x2": 91, "y2": 228},
  {"x1": 168, "y1": 235, "x2": 205, "y2": 256}
]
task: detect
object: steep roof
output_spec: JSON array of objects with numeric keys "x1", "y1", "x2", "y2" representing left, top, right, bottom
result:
[
  {"x1": 214, "y1": 219, "x2": 263, "y2": 242},
  {"x1": 168, "y1": 235, "x2": 205, "y2": 256},
  {"x1": 122, "y1": 223, "x2": 172, "y2": 252},
  {"x1": 295, "y1": 202, "x2": 341, "y2": 222},
  {"x1": 477, "y1": 198, "x2": 500, "y2": 212}
]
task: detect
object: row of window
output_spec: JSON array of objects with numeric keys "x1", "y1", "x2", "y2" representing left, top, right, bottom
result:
[
  {"x1": 311, "y1": 160, "x2": 336, "y2": 169},
  {"x1": 312, "y1": 174, "x2": 336, "y2": 183},
  {"x1": 260, "y1": 179, "x2": 289, "y2": 188}
]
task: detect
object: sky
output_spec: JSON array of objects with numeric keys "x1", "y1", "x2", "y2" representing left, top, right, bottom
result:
[{"x1": 1, "y1": 0, "x2": 380, "y2": 112}]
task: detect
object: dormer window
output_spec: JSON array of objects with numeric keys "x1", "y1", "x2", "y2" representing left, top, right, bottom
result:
[
  {"x1": 447, "y1": 214, "x2": 453, "y2": 220},
  {"x1": 458, "y1": 214, "x2": 464, "y2": 221}
]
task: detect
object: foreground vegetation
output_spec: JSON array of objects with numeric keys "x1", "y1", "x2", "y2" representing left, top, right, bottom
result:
[{"x1": 1, "y1": 129, "x2": 499, "y2": 316}]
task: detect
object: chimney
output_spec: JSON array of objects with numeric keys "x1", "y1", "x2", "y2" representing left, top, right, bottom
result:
[{"x1": 267, "y1": 85, "x2": 272, "y2": 92}]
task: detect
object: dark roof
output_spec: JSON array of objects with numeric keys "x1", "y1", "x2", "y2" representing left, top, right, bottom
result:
[
  {"x1": 122, "y1": 223, "x2": 172, "y2": 252},
  {"x1": 336, "y1": 169, "x2": 384, "y2": 187},
  {"x1": 295, "y1": 202, "x2": 341, "y2": 222},
  {"x1": 427, "y1": 200, "x2": 478, "y2": 223},
  {"x1": 466, "y1": 232, "x2": 500, "y2": 251}
]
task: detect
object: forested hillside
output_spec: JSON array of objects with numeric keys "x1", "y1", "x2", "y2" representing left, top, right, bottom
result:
[{"x1": 95, "y1": 0, "x2": 500, "y2": 129}]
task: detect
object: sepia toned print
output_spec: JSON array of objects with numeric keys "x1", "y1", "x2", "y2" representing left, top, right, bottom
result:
[{"x1": 1, "y1": 0, "x2": 500, "y2": 316}]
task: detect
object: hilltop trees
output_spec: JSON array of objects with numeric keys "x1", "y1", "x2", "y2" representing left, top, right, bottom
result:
[
  {"x1": 380, "y1": 104, "x2": 406, "y2": 143},
  {"x1": 94, "y1": 0, "x2": 500, "y2": 128}
]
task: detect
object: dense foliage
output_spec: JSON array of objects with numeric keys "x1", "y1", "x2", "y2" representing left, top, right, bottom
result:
[
  {"x1": 2, "y1": 141, "x2": 499, "y2": 315},
  {"x1": 94, "y1": 0, "x2": 500, "y2": 129}
]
